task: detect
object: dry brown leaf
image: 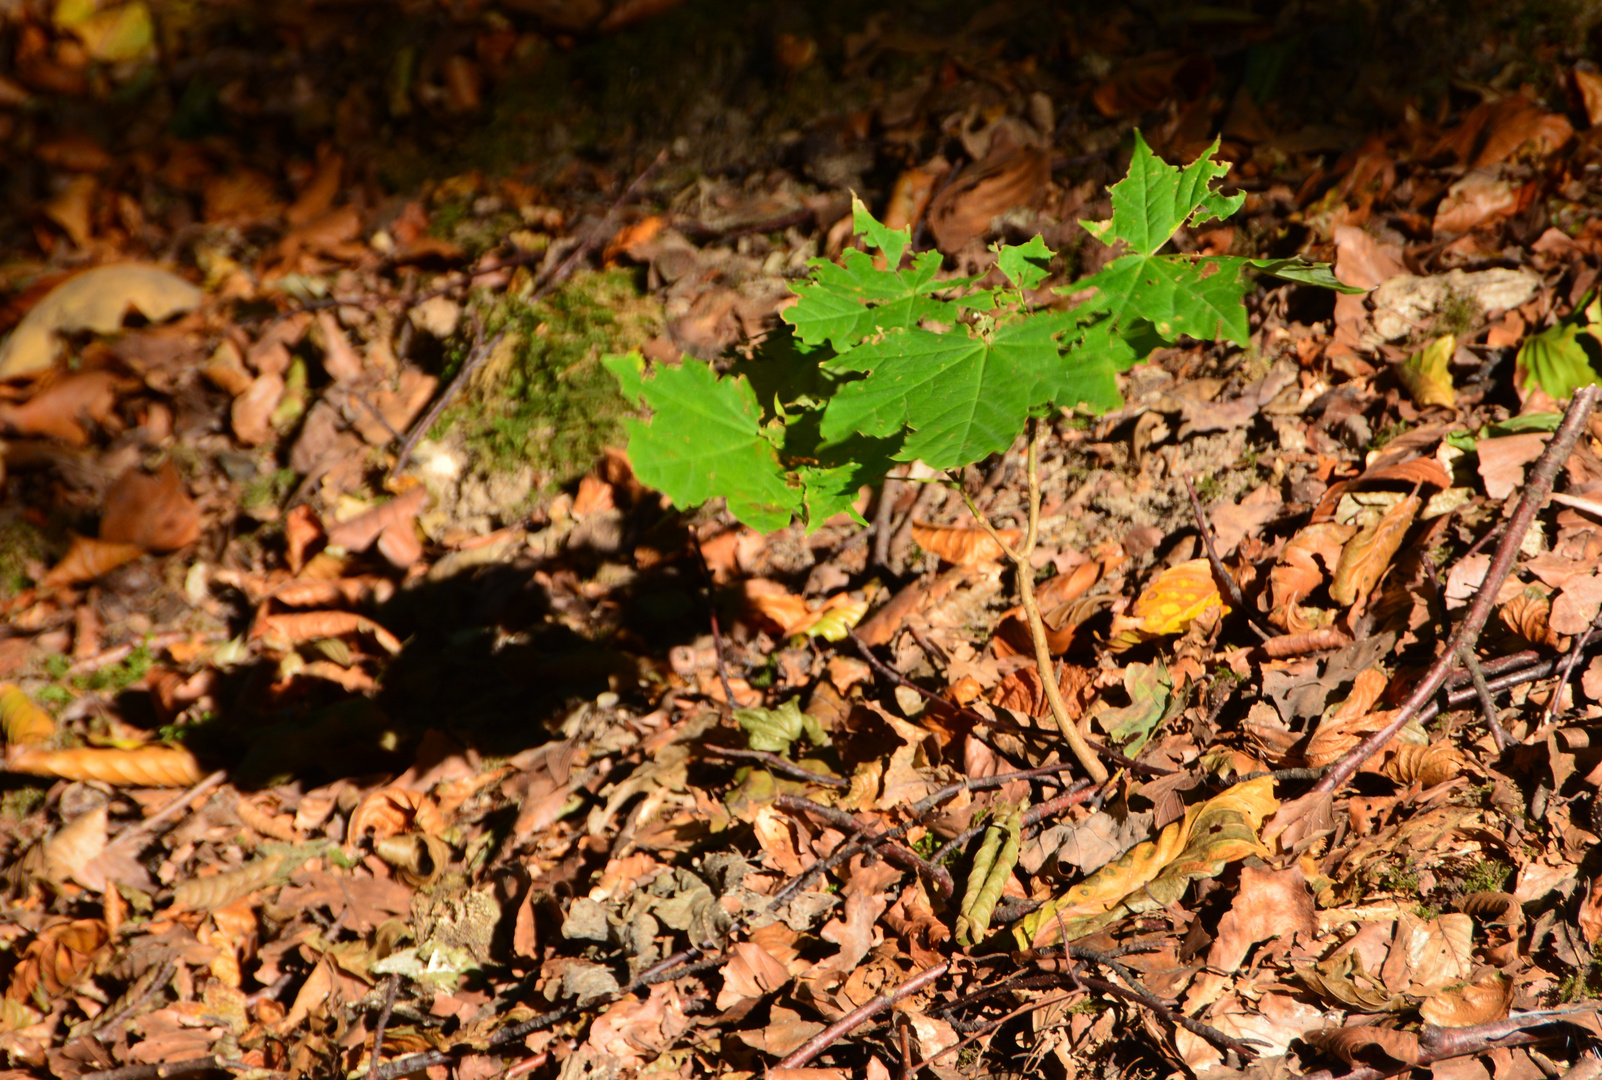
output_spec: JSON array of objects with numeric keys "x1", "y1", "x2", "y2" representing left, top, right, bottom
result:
[
  {"x1": 6, "y1": 744, "x2": 205, "y2": 787},
  {"x1": 1300, "y1": 1026, "x2": 1420, "y2": 1068},
  {"x1": 1269, "y1": 522, "x2": 1355, "y2": 631},
  {"x1": 1419, "y1": 969, "x2": 1512, "y2": 1027},
  {"x1": 171, "y1": 851, "x2": 292, "y2": 914},
  {"x1": 1458, "y1": 891, "x2": 1523, "y2": 927},
  {"x1": 40, "y1": 804, "x2": 107, "y2": 890},
  {"x1": 231, "y1": 371, "x2": 285, "y2": 446},
  {"x1": 1500, "y1": 588, "x2": 1565, "y2": 649},
  {"x1": 1575, "y1": 68, "x2": 1602, "y2": 128},
  {"x1": 235, "y1": 795, "x2": 303, "y2": 843},
  {"x1": 910, "y1": 522, "x2": 1019, "y2": 566},
  {"x1": 253, "y1": 610, "x2": 403, "y2": 654},
  {"x1": 1579, "y1": 877, "x2": 1602, "y2": 945},
  {"x1": 926, "y1": 134, "x2": 1049, "y2": 253},
  {"x1": 1380, "y1": 742, "x2": 1462, "y2": 788},
  {"x1": 0, "y1": 683, "x2": 56, "y2": 746},
  {"x1": 285, "y1": 150, "x2": 344, "y2": 226},
  {"x1": 100, "y1": 461, "x2": 202, "y2": 553},
  {"x1": 1329, "y1": 495, "x2": 1420, "y2": 607},
  {"x1": 5, "y1": 919, "x2": 108, "y2": 1002},
  {"x1": 0, "y1": 370, "x2": 123, "y2": 445},
  {"x1": 40, "y1": 534, "x2": 143, "y2": 588},
  {"x1": 372, "y1": 832, "x2": 450, "y2": 887},
  {"x1": 324, "y1": 487, "x2": 429, "y2": 554},
  {"x1": 1432, "y1": 170, "x2": 1518, "y2": 235},
  {"x1": 1206, "y1": 863, "x2": 1318, "y2": 971},
  {"x1": 348, "y1": 786, "x2": 446, "y2": 845},
  {"x1": 0, "y1": 264, "x2": 203, "y2": 379}
]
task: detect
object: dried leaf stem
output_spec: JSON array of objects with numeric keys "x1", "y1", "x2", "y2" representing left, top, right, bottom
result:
[
  {"x1": 775, "y1": 960, "x2": 950, "y2": 1069},
  {"x1": 1458, "y1": 642, "x2": 1510, "y2": 751},
  {"x1": 1313, "y1": 385, "x2": 1600, "y2": 794},
  {"x1": 1183, "y1": 475, "x2": 1272, "y2": 642},
  {"x1": 958, "y1": 421, "x2": 1107, "y2": 783}
]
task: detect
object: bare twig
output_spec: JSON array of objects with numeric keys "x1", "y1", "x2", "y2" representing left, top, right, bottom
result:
[
  {"x1": 387, "y1": 318, "x2": 502, "y2": 483},
  {"x1": 774, "y1": 794, "x2": 954, "y2": 897},
  {"x1": 1183, "y1": 475, "x2": 1272, "y2": 642},
  {"x1": 776, "y1": 961, "x2": 949, "y2": 1069},
  {"x1": 367, "y1": 975, "x2": 401, "y2": 1080},
  {"x1": 689, "y1": 535, "x2": 739, "y2": 708},
  {"x1": 79, "y1": 1059, "x2": 223, "y2": 1080},
  {"x1": 1540, "y1": 610, "x2": 1602, "y2": 732},
  {"x1": 1299, "y1": 1008, "x2": 1600, "y2": 1080},
  {"x1": 702, "y1": 745, "x2": 848, "y2": 787},
  {"x1": 957, "y1": 421, "x2": 1107, "y2": 783},
  {"x1": 106, "y1": 770, "x2": 227, "y2": 848},
  {"x1": 1458, "y1": 643, "x2": 1510, "y2": 751},
  {"x1": 1313, "y1": 385, "x2": 1600, "y2": 794}
]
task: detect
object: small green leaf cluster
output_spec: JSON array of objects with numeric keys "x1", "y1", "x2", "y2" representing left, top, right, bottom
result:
[{"x1": 608, "y1": 133, "x2": 1352, "y2": 533}]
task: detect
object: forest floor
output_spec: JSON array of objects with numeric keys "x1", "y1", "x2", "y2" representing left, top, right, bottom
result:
[{"x1": 6, "y1": 1, "x2": 1602, "y2": 1078}]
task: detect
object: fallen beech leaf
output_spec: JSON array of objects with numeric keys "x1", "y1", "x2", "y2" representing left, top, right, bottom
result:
[
  {"x1": 40, "y1": 804, "x2": 107, "y2": 890},
  {"x1": 1458, "y1": 891, "x2": 1523, "y2": 927},
  {"x1": 1270, "y1": 522, "x2": 1355, "y2": 632},
  {"x1": 1329, "y1": 495, "x2": 1420, "y2": 607},
  {"x1": 1300, "y1": 1026, "x2": 1420, "y2": 1068},
  {"x1": 1109, "y1": 557, "x2": 1229, "y2": 650},
  {"x1": 0, "y1": 264, "x2": 203, "y2": 379},
  {"x1": 744, "y1": 578, "x2": 869, "y2": 639},
  {"x1": 1419, "y1": 969, "x2": 1512, "y2": 1027},
  {"x1": 254, "y1": 611, "x2": 403, "y2": 654},
  {"x1": 0, "y1": 684, "x2": 56, "y2": 746},
  {"x1": 373, "y1": 832, "x2": 450, "y2": 887},
  {"x1": 40, "y1": 535, "x2": 144, "y2": 588},
  {"x1": 100, "y1": 461, "x2": 202, "y2": 553},
  {"x1": 231, "y1": 371, "x2": 285, "y2": 446},
  {"x1": 1397, "y1": 335, "x2": 1456, "y2": 410},
  {"x1": 0, "y1": 370, "x2": 123, "y2": 445},
  {"x1": 1380, "y1": 741, "x2": 1462, "y2": 788},
  {"x1": 6, "y1": 744, "x2": 204, "y2": 786},
  {"x1": 1500, "y1": 588, "x2": 1564, "y2": 648},
  {"x1": 7, "y1": 919, "x2": 109, "y2": 1001},
  {"x1": 348, "y1": 786, "x2": 446, "y2": 845},
  {"x1": 1017, "y1": 777, "x2": 1276, "y2": 947},
  {"x1": 911, "y1": 522, "x2": 1019, "y2": 566},
  {"x1": 325, "y1": 487, "x2": 429, "y2": 553},
  {"x1": 1575, "y1": 68, "x2": 1602, "y2": 128},
  {"x1": 170, "y1": 849, "x2": 297, "y2": 913},
  {"x1": 1432, "y1": 170, "x2": 1518, "y2": 234},
  {"x1": 927, "y1": 135, "x2": 1050, "y2": 254},
  {"x1": 1579, "y1": 877, "x2": 1602, "y2": 946}
]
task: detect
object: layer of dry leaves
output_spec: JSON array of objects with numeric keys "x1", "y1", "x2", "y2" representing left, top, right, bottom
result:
[{"x1": 8, "y1": 3, "x2": 1602, "y2": 1080}]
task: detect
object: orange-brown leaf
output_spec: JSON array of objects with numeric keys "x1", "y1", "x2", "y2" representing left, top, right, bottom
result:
[
  {"x1": 0, "y1": 683, "x2": 56, "y2": 746},
  {"x1": 910, "y1": 522, "x2": 1019, "y2": 566},
  {"x1": 1301, "y1": 1027, "x2": 1420, "y2": 1068},
  {"x1": 253, "y1": 610, "x2": 402, "y2": 654},
  {"x1": 0, "y1": 370, "x2": 123, "y2": 445},
  {"x1": 100, "y1": 460, "x2": 201, "y2": 553},
  {"x1": 41, "y1": 535, "x2": 143, "y2": 587},
  {"x1": 1329, "y1": 495, "x2": 1420, "y2": 607},
  {"x1": 6, "y1": 744, "x2": 204, "y2": 786},
  {"x1": 1109, "y1": 557, "x2": 1229, "y2": 650},
  {"x1": 348, "y1": 786, "x2": 446, "y2": 846},
  {"x1": 5, "y1": 919, "x2": 109, "y2": 1002}
]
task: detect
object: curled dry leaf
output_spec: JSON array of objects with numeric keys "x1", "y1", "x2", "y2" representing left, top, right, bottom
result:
[
  {"x1": 170, "y1": 850, "x2": 293, "y2": 913},
  {"x1": 100, "y1": 461, "x2": 202, "y2": 553},
  {"x1": 373, "y1": 832, "x2": 451, "y2": 887},
  {"x1": 232, "y1": 371, "x2": 284, "y2": 446},
  {"x1": 744, "y1": 578, "x2": 868, "y2": 639},
  {"x1": 1458, "y1": 891, "x2": 1523, "y2": 927},
  {"x1": 926, "y1": 136, "x2": 1050, "y2": 254},
  {"x1": 0, "y1": 683, "x2": 57, "y2": 746},
  {"x1": 1329, "y1": 495, "x2": 1420, "y2": 607},
  {"x1": 348, "y1": 786, "x2": 446, "y2": 846},
  {"x1": 1300, "y1": 1026, "x2": 1421, "y2": 1068},
  {"x1": 253, "y1": 611, "x2": 403, "y2": 655},
  {"x1": 1500, "y1": 588, "x2": 1565, "y2": 649},
  {"x1": 910, "y1": 522, "x2": 1020, "y2": 566},
  {"x1": 6, "y1": 919, "x2": 109, "y2": 1001},
  {"x1": 234, "y1": 795, "x2": 303, "y2": 843},
  {"x1": 1379, "y1": 742, "x2": 1463, "y2": 788},
  {"x1": 1269, "y1": 522, "x2": 1355, "y2": 632},
  {"x1": 41, "y1": 804, "x2": 107, "y2": 890},
  {"x1": 40, "y1": 535, "x2": 144, "y2": 588},
  {"x1": 6, "y1": 744, "x2": 204, "y2": 787},
  {"x1": 1109, "y1": 558, "x2": 1229, "y2": 651},
  {"x1": 0, "y1": 264, "x2": 203, "y2": 379}
]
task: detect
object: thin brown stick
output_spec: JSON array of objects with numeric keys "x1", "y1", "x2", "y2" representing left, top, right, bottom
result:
[
  {"x1": 775, "y1": 961, "x2": 949, "y2": 1069},
  {"x1": 702, "y1": 745, "x2": 848, "y2": 787},
  {"x1": 1298, "y1": 1008, "x2": 1594, "y2": 1080},
  {"x1": 79, "y1": 1059, "x2": 223, "y2": 1080},
  {"x1": 1458, "y1": 644, "x2": 1510, "y2": 751},
  {"x1": 910, "y1": 992, "x2": 1076, "y2": 1071},
  {"x1": 774, "y1": 794, "x2": 954, "y2": 897},
  {"x1": 1313, "y1": 385, "x2": 1600, "y2": 794},
  {"x1": 1183, "y1": 475, "x2": 1272, "y2": 642},
  {"x1": 367, "y1": 974, "x2": 401, "y2": 1080},
  {"x1": 105, "y1": 770, "x2": 227, "y2": 848},
  {"x1": 1541, "y1": 610, "x2": 1602, "y2": 731},
  {"x1": 689, "y1": 536, "x2": 739, "y2": 708},
  {"x1": 958, "y1": 421, "x2": 1107, "y2": 782}
]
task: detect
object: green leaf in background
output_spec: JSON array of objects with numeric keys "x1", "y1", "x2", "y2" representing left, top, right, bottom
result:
[
  {"x1": 1518, "y1": 322, "x2": 1602, "y2": 400},
  {"x1": 733, "y1": 698, "x2": 826, "y2": 754},
  {"x1": 1241, "y1": 257, "x2": 1367, "y2": 294},
  {"x1": 1398, "y1": 334, "x2": 1456, "y2": 410},
  {"x1": 604, "y1": 352, "x2": 799, "y2": 533}
]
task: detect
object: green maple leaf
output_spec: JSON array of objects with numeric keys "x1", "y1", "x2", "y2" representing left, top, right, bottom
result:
[
  {"x1": 605, "y1": 352, "x2": 800, "y2": 532},
  {"x1": 783, "y1": 198, "x2": 967, "y2": 350}
]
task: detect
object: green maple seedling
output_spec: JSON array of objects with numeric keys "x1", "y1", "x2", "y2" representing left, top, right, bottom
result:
[{"x1": 606, "y1": 131, "x2": 1357, "y2": 534}]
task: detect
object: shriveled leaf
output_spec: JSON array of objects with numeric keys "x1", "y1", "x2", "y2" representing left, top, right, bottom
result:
[
  {"x1": 910, "y1": 522, "x2": 1019, "y2": 565},
  {"x1": 0, "y1": 264, "x2": 203, "y2": 379},
  {"x1": 1017, "y1": 777, "x2": 1276, "y2": 947},
  {"x1": 6, "y1": 744, "x2": 205, "y2": 787},
  {"x1": 956, "y1": 802, "x2": 1023, "y2": 947},
  {"x1": 1300, "y1": 1026, "x2": 1420, "y2": 1068},
  {"x1": 1419, "y1": 969, "x2": 1512, "y2": 1027},
  {"x1": 40, "y1": 536, "x2": 144, "y2": 588},
  {"x1": 734, "y1": 699, "x2": 825, "y2": 755}
]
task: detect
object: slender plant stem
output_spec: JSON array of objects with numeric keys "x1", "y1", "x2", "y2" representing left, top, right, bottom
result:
[
  {"x1": 960, "y1": 421, "x2": 1107, "y2": 782},
  {"x1": 1458, "y1": 643, "x2": 1510, "y2": 751},
  {"x1": 1312, "y1": 385, "x2": 1600, "y2": 794}
]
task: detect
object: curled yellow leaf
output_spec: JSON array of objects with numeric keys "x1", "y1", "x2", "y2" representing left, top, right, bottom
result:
[
  {"x1": 0, "y1": 684, "x2": 56, "y2": 746},
  {"x1": 1108, "y1": 557, "x2": 1229, "y2": 651}
]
